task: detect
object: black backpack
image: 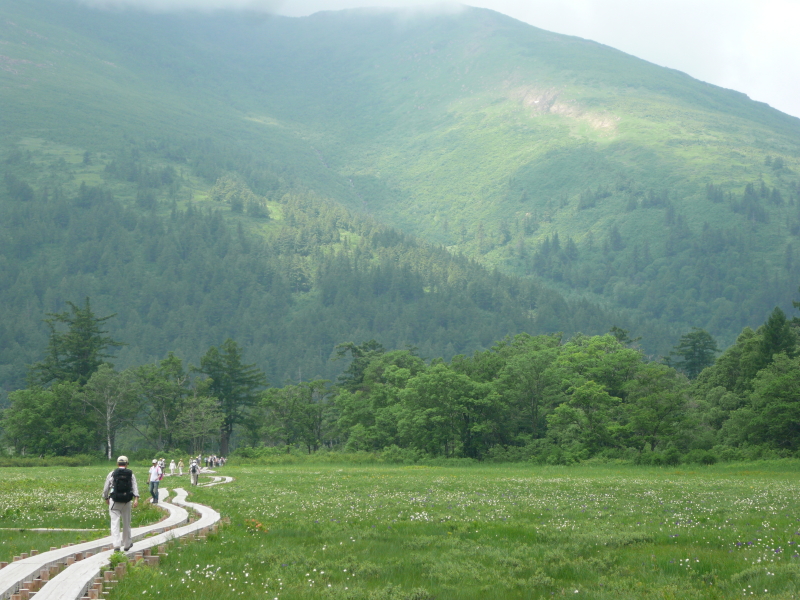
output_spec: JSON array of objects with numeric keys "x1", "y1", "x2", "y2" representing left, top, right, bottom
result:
[{"x1": 110, "y1": 467, "x2": 135, "y2": 503}]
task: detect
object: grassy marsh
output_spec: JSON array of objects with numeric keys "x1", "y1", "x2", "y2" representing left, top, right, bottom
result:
[{"x1": 87, "y1": 462, "x2": 800, "y2": 599}]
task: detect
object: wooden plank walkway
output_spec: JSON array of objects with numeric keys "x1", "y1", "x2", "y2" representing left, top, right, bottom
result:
[
  {"x1": 0, "y1": 469, "x2": 231, "y2": 600},
  {"x1": 0, "y1": 487, "x2": 187, "y2": 600}
]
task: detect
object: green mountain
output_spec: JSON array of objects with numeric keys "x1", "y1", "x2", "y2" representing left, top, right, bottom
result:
[
  {"x1": 2, "y1": 0, "x2": 800, "y2": 389},
  {"x1": 3, "y1": 139, "x2": 656, "y2": 393}
]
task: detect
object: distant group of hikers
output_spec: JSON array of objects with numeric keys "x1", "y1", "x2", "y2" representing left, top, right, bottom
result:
[{"x1": 102, "y1": 453, "x2": 226, "y2": 552}]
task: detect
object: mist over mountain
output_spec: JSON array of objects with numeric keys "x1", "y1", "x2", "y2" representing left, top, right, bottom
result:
[{"x1": 2, "y1": 0, "x2": 799, "y2": 391}]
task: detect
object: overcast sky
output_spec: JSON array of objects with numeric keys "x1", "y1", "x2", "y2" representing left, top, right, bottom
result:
[{"x1": 82, "y1": 0, "x2": 800, "y2": 120}]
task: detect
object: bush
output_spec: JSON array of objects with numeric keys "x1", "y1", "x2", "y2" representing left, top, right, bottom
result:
[
  {"x1": 740, "y1": 445, "x2": 790, "y2": 461},
  {"x1": 380, "y1": 445, "x2": 423, "y2": 464},
  {"x1": 230, "y1": 446, "x2": 385, "y2": 465},
  {"x1": 107, "y1": 551, "x2": 129, "y2": 570},
  {"x1": 0, "y1": 454, "x2": 101, "y2": 467},
  {"x1": 418, "y1": 457, "x2": 478, "y2": 467},
  {"x1": 635, "y1": 451, "x2": 665, "y2": 466},
  {"x1": 484, "y1": 444, "x2": 534, "y2": 463},
  {"x1": 685, "y1": 449, "x2": 718, "y2": 465},
  {"x1": 713, "y1": 445, "x2": 744, "y2": 462},
  {"x1": 663, "y1": 448, "x2": 681, "y2": 466},
  {"x1": 233, "y1": 445, "x2": 296, "y2": 459}
]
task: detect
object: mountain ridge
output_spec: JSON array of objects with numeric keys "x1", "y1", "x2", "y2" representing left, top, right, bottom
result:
[{"x1": 2, "y1": 0, "x2": 799, "y2": 371}]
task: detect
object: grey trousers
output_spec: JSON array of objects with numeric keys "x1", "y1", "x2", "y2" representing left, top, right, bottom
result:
[
  {"x1": 190, "y1": 470, "x2": 199, "y2": 486},
  {"x1": 109, "y1": 500, "x2": 132, "y2": 549}
]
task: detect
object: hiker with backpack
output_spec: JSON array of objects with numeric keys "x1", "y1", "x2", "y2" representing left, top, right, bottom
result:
[
  {"x1": 102, "y1": 455, "x2": 139, "y2": 552},
  {"x1": 190, "y1": 459, "x2": 200, "y2": 486}
]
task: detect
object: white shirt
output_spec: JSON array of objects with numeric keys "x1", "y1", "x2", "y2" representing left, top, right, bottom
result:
[{"x1": 148, "y1": 465, "x2": 163, "y2": 482}]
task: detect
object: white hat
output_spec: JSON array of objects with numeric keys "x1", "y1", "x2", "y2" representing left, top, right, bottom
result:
[
  {"x1": 152, "y1": 459, "x2": 158, "y2": 464},
  {"x1": 117, "y1": 456, "x2": 128, "y2": 464}
]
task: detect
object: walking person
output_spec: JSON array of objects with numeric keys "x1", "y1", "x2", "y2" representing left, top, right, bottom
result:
[
  {"x1": 178, "y1": 458, "x2": 184, "y2": 476},
  {"x1": 169, "y1": 459, "x2": 176, "y2": 476},
  {"x1": 102, "y1": 456, "x2": 139, "y2": 552},
  {"x1": 148, "y1": 459, "x2": 163, "y2": 504},
  {"x1": 190, "y1": 459, "x2": 200, "y2": 486}
]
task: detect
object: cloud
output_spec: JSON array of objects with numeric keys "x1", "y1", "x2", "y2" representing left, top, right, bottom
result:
[
  {"x1": 75, "y1": 0, "x2": 280, "y2": 12},
  {"x1": 737, "y1": 0, "x2": 800, "y2": 116},
  {"x1": 69, "y1": 0, "x2": 800, "y2": 118},
  {"x1": 74, "y1": 0, "x2": 461, "y2": 15},
  {"x1": 277, "y1": 0, "x2": 463, "y2": 16},
  {"x1": 465, "y1": 0, "x2": 799, "y2": 118}
]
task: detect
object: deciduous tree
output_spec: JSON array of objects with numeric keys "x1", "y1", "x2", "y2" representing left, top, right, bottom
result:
[
  {"x1": 80, "y1": 365, "x2": 139, "y2": 459},
  {"x1": 173, "y1": 395, "x2": 224, "y2": 454},
  {"x1": 2, "y1": 382, "x2": 97, "y2": 455}
]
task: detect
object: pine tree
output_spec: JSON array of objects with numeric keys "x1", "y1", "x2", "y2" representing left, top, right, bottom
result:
[
  {"x1": 198, "y1": 338, "x2": 267, "y2": 456},
  {"x1": 30, "y1": 298, "x2": 123, "y2": 386},
  {"x1": 668, "y1": 328, "x2": 719, "y2": 379},
  {"x1": 759, "y1": 307, "x2": 795, "y2": 367}
]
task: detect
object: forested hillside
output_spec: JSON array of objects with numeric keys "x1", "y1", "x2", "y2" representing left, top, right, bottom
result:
[
  {"x1": 1, "y1": 0, "x2": 800, "y2": 403},
  {"x1": 0, "y1": 138, "x2": 653, "y2": 394}
]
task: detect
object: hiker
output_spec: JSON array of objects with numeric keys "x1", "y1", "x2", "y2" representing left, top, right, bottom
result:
[
  {"x1": 102, "y1": 455, "x2": 139, "y2": 552},
  {"x1": 190, "y1": 459, "x2": 200, "y2": 486},
  {"x1": 178, "y1": 458, "x2": 184, "y2": 475},
  {"x1": 169, "y1": 459, "x2": 176, "y2": 476},
  {"x1": 148, "y1": 459, "x2": 163, "y2": 503}
]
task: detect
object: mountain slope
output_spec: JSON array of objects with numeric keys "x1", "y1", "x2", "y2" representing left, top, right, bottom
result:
[
  {"x1": 2, "y1": 135, "x2": 664, "y2": 393},
  {"x1": 2, "y1": 0, "x2": 800, "y2": 353}
]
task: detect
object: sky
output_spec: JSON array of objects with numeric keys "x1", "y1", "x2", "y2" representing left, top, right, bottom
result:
[{"x1": 81, "y1": 0, "x2": 800, "y2": 120}]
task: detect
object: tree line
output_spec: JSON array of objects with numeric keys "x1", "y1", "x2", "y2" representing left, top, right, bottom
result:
[
  {"x1": 3, "y1": 294, "x2": 799, "y2": 464},
  {"x1": 255, "y1": 303, "x2": 800, "y2": 464},
  {"x1": 1, "y1": 299, "x2": 264, "y2": 457}
]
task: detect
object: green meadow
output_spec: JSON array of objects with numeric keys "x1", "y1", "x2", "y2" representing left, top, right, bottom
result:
[{"x1": 5, "y1": 463, "x2": 799, "y2": 599}]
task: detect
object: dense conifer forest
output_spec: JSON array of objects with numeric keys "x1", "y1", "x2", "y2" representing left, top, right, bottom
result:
[{"x1": 0, "y1": 139, "x2": 650, "y2": 395}]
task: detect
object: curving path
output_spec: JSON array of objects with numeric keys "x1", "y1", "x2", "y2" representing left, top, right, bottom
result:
[
  {"x1": 0, "y1": 468, "x2": 230, "y2": 600},
  {"x1": 198, "y1": 475, "x2": 234, "y2": 487}
]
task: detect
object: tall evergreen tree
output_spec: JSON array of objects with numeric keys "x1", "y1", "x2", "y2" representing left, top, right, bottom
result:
[
  {"x1": 135, "y1": 353, "x2": 191, "y2": 451},
  {"x1": 334, "y1": 340, "x2": 386, "y2": 392},
  {"x1": 198, "y1": 339, "x2": 267, "y2": 455},
  {"x1": 759, "y1": 307, "x2": 796, "y2": 367},
  {"x1": 30, "y1": 298, "x2": 123, "y2": 387},
  {"x1": 668, "y1": 328, "x2": 719, "y2": 379}
]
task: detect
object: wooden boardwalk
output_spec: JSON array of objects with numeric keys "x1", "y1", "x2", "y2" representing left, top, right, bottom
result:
[{"x1": 0, "y1": 469, "x2": 232, "y2": 600}]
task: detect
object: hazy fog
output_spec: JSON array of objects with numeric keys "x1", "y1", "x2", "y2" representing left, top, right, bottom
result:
[{"x1": 75, "y1": 0, "x2": 800, "y2": 120}]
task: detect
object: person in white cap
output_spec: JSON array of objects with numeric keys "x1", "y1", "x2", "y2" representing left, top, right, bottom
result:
[
  {"x1": 169, "y1": 459, "x2": 176, "y2": 476},
  {"x1": 102, "y1": 456, "x2": 139, "y2": 552},
  {"x1": 190, "y1": 459, "x2": 200, "y2": 486},
  {"x1": 148, "y1": 458, "x2": 163, "y2": 503}
]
